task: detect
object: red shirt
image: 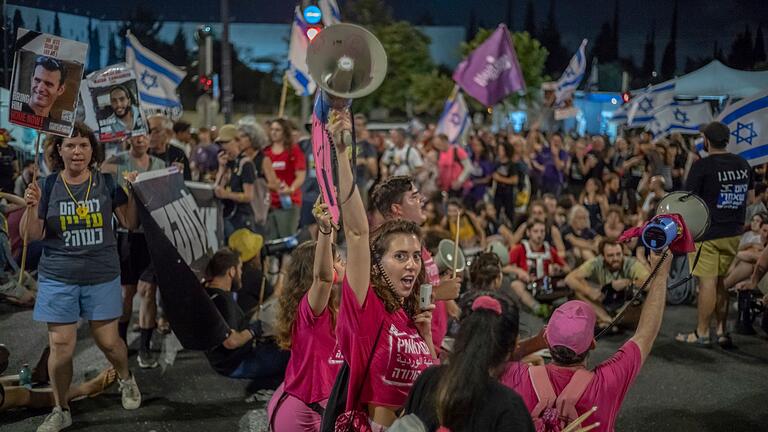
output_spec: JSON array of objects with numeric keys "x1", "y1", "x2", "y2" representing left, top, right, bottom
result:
[
  {"x1": 264, "y1": 144, "x2": 306, "y2": 208},
  {"x1": 437, "y1": 146, "x2": 468, "y2": 191},
  {"x1": 508, "y1": 242, "x2": 565, "y2": 278}
]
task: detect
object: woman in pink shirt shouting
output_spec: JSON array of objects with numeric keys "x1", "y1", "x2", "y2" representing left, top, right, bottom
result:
[
  {"x1": 267, "y1": 202, "x2": 345, "y2": 431},
  {"x1": 329, "y1": 110, "x2": 437, "y2": 431}
]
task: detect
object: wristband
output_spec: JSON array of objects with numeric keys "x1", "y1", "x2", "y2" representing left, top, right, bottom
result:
[{"x1": 318, "y1": 226, "x2": 332, "y2": 236}]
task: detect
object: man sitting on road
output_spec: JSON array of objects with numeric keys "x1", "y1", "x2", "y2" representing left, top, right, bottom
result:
[
  {"x1": 565, "y1": 239, "x2": 650, "y2": 332},
  {"x1": 506, "y1": 220, "x2": 570, "y2": 318}
]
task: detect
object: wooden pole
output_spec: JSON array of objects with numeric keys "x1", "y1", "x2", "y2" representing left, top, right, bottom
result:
[
  {"x1": 278, "y1": 73, "x2": 289, "y2": 119},
  {"x1": 452, "y1": 209, "x2": 462, "y2": 278},
  {"x1": 19, "y1": 133, "x2": 42, "y2": 285},
  {"x1": 255, "y1": 274, "x2": 267, "y2": 322}
]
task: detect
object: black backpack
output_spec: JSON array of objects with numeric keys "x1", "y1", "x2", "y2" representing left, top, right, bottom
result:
[{"x1": 320, "y1": 321, "x2": 383, "y2": 432}]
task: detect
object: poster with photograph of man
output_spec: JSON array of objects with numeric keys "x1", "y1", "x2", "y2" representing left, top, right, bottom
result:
[
  {"x1": 8, "y1": 28, "x2": 87, "y2": 137},
  {"x1": 86, "y1": 64, "x2": 147, "y2": 142}
]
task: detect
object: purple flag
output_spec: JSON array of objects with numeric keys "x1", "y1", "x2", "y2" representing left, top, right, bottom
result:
[{"x1": 452, "y1": 25, "x2": 525, "y2": 106}]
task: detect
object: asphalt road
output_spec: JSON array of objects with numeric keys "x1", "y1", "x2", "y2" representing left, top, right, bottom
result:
[{"x1": 2, "y1": 301, "x2": 767, "y2": 431}]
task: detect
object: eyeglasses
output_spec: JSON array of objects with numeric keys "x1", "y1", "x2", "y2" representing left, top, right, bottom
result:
[{"x1": 35, "y1": 55, "x2": 63, "y2": 71}]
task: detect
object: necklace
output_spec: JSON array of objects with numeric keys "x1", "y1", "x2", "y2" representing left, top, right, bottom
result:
[{"x1": 61, "y1": 171, "x2": 92, "y2": 218}]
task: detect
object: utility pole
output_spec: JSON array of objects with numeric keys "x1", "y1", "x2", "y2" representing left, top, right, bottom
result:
[{"x1": 220, "y1": 0, "x2": 233, "y2": 123}]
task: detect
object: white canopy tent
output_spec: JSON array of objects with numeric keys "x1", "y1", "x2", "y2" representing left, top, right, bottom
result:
[{"x1": 638, "y1": 60, "x2": 768, "y2": 99}]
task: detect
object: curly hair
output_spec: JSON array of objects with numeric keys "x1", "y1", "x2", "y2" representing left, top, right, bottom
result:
[
  {"x1": 370, "y1": 176, "x2": 414, "y2": 218},
  {"x1": 469, "y1": 252, "x2": 502, "y2": 291},
  {"x1": 370, "y1": 219, "x2": 425, "y2": 317},
  {"x1": 275, "y1": 241, "x2": 338, "y2": 350},
  {"x1": 46, "y1": 122, "x2": 103, "y2": 172},
  {"x1": 269, "y1": 118, "x2": 294, "y2": 148}
]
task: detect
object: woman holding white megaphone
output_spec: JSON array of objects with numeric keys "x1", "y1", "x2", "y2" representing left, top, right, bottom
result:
[{"x1": 324, "y1": 109, "x2": 437, "y2": 431}]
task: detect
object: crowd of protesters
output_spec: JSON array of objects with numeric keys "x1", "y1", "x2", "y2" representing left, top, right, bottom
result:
[{"x1": 0, "y1": 102, "x2": 766, "y2": 432}]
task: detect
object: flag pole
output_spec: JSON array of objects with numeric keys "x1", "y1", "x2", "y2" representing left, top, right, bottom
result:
[
  {"x1": 452, "y1": 209, "x2": 462, "y2": 278},
  {"x1": 278, "y1": 73, "x2": 289, "y2": 118},
  {"x1": 19, "y1": 133, "x2": 42, "y2": 285}
]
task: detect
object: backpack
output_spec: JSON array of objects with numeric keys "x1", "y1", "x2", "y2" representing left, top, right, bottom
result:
[
  {"x1": 245, "y1": 154, "x2": 270, "y2": 226},
  {"x1": 529, "y1": 366, "x2": 594, "y2": 432},
  {"x1": 666, "y1": 254, "x2": 696, "y2": 305},
  {"x1": 321, "y1": 321, "x2": 384, "y2": 432}
]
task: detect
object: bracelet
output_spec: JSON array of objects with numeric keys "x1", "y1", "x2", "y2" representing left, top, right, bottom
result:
[{"x1": 318, "y1": 226, "x2": 332, "y2": 236}]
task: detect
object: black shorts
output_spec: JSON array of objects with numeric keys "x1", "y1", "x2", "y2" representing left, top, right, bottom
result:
[{"x1": 118, "y1": 232, "x2": 152, "y2": 285}]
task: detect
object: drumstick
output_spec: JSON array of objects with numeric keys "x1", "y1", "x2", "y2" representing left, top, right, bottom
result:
[
  {"x1": 255, "y1": 274, "x2": 267, "y2": 322},
  {"x1": 562, "y1": 406, "x2": 598, "y2": 432},
  {"x1": 452, "y1": 209, "x2": 462, "y2": 278},
  {"x1": 19, "y1": 133, "x2": 42, "y2": 285}
]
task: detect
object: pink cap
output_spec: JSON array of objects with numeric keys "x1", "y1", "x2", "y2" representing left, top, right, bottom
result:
[{"x1": 545, "y1": 300, "x2": 596, "y2": 355}]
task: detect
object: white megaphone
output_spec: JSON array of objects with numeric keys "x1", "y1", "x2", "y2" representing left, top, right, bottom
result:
[
  {"x1": 306, "y1": 23, "x2": 388, "y2": 105},
  {"x1": 641, "y1": 192, "x2": 711, "y2": 252}
]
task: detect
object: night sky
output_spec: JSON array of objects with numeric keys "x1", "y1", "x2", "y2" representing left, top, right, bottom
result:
[{"x1": 8, "y1": 0, "x2": 768, "y2": 63}]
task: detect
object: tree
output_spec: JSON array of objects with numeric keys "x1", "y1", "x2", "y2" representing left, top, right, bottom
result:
[
  {"x1": 660, "y1": 0, "x2": 678, "y2": 78},
  {"x1": 466, "y1": 9, "x2": 478, "y2": 42},
  {"x1": 461, "y1": 28, "x2": 548, "y2": 106},
  {"x1": 609, "y1": 0, "x2": 619, "y2": 61},
  {"x1": 539, "y1": 0, "x2": 568, "y2": 75},
  {"x1": 524, "y1": 0, "x2": 537, "y2": 37},
  {"x1": 505, "y1": 0, "x2": 514, "y2": 30},
  {"x1": 12, "y1": 10, "x2": 24, "y2": 37},
  {"x1": 355, "y1": 21, "x2": 434, "y2": 115},
  {"x1": 53, "y1": 12, "x2": 61, "y2": 36},
  {"x1": 409, "y1": 70, "x2": 456, "y2": 116},
  {"x1": 755, "y1": 26, "x2": 767, "y2": 66},
  {"x1": 87, "y1": 18, "x2": 101, "y2": 71},
  {"x1": 728, "y1": 25, "x2": 754, "y2": 69},
  {"x1": 640, "y1": 24, "x2": 656, "y2": 78},
  {"x1": 592, "y1": 21, "x2": 613, "y2": 63},
  {"x1": 171, "y1": 27, "x2": 189, "y2": 67},
  {"x1": 346, "y1": 0, "x2": 392, "y2": 26}
]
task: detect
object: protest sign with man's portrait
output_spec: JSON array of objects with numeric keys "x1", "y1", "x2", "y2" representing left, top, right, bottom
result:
[
  {"x1": 8, "y1": 29, "x2": 87, "y2": 137},
  {"x1": 86, "y1": 63, "x2": 148, "y2": 142}
]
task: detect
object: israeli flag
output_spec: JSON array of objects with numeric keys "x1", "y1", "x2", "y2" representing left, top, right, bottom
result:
[
  {"x1": 719, "y1": 90, "x2": 768, "y2": 167},
  {"x1": 555, "y1": 39, "x2": 588, "y2": 105},
  {"x1": 648, "y1": 101, "x2": 713, "y2": 137},
  {"x1": 436, "y1": 88, "x2": 470, "y2": 144},
  {"x1": 319, "y1": 0, "x2": 342, "y2": 26},
  {"x1": 694, "y1": 137, "x2": 707, "y2": 158},
  {"x1": 287, "y1": 6, "x2": 317, "y2": 96},
  {"x1": 627, "y1": 81, "x2": 676, "y2": 126},
  {"x1": 609, "y1": 103, "x2": 629, "y2": 124},
  {"x1": 125, "y1": 32, "x2": 186, "y2": 119}
]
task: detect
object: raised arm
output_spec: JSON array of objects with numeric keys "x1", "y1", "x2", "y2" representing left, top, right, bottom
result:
[
  {"x1": 307, "y1": 202, "x2": 336, "y2": 316},
  {"x1": 630, "y1": 251, "x2": 672, "y2": 362},
  {"x1": 329, "y1": 109, "x2": 370, "y2": 306}
]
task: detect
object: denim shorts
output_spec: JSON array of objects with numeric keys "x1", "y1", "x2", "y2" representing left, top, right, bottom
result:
[{"x1": 33, "y1": 275, "x2": 122, "y2": 323}]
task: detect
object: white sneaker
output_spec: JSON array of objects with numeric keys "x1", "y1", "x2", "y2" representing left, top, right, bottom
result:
[
  {"x1": 37, "y1": 406, "x2": 72, "y2": 432},
  {"x1": 118, "y1": 372, "x2": 142, "y2": 410},
  {"x1": 138, "y1": 351, "x2": 159, "y2": 369}
]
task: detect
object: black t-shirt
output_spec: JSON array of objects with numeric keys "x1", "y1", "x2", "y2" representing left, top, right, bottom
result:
[
  {"x1": 404, "y1": 366, "x2": 535, "y2": 432},
  {"x1": 224, "y1": 153, "x2": 256, "y2": 219},
  {"x1": 686, "y1": 153, "x2": 753, "y2": 241},
  {"x1": 237, "y1": 265, "x2": 273, "y2": 314},
  {"x1": 494, "y1": 160, "x2": 519, "y2": 195},
  {"x1": 561, "y1": 224, "x2": 597, "y2": 250},
  {"x1": 150, "y1": 144, "x2": 191, "y2": 180},
  {"x1": 204, "y1": 287, "x2": 253, "y2": 375},
  {"x1": 0, "y1": 145, "x2": 16, "y2": 193}
]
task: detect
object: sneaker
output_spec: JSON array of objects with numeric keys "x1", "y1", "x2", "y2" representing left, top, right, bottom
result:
[
  {"x1": 37, "y1": 406, "x2": 72, "y2": 432},
  {"x1": 118, "y1": 373, "x2": 142, "y2": 410},
  {"x1": 137, "y1": 351, "x2": 159, "y2": 369}
]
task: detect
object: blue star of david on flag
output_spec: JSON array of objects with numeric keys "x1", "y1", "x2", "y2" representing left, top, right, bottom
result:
[
  {"x1": 638, "y1": 97, "x2": 654, "y2": 114},
  {"x1": 732, "y1": 122, "x2": 758, "y2": 146},
  {"x1": 141, "y1": 70, "x2": 159, "y2": 91},
  {"x1": 673, "y1": 108, "x2": 689, "y2": 124}
]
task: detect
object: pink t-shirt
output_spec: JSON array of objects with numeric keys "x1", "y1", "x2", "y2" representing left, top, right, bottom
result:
[
  {"x1": 500, "y1": 340, "x2": 643, "y2": 432},
  {"x1": 437, "y1": 146, "x2": 468, "y2": 191},
  {"x1": 337, "y1": 277, "x2": 436, "y2": 410},
  {"x1": 283, "y1": 294, "x2": 344, "y2": 404},
  {"x1": 422, "y1": 248, "x2": 448, "y2": 352}
]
